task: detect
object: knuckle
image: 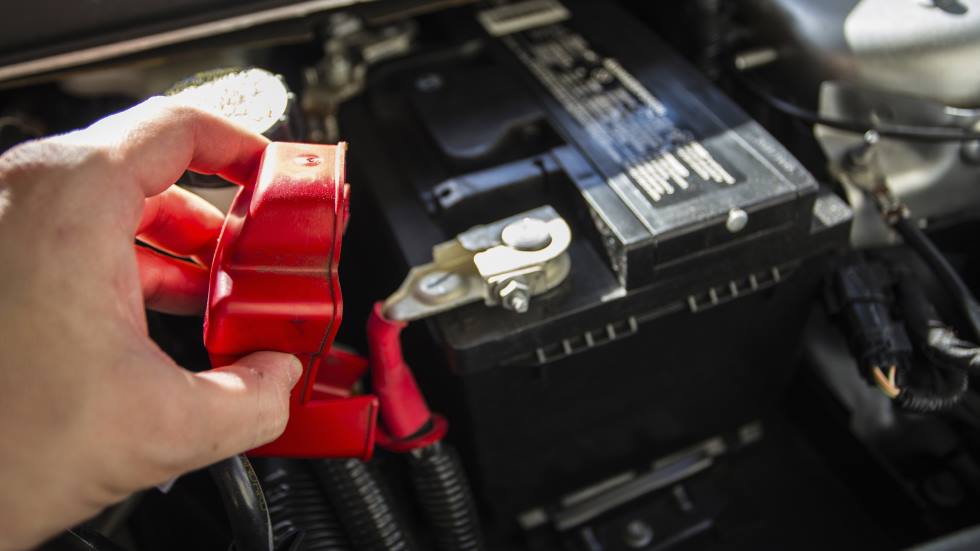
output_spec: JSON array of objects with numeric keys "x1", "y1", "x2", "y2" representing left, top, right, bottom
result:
[
  {"x1": 149, "y1": 95, "x2": 204, "y2": 124},
  {"x1": 0, "y1": 139, "x2": 54, "y2": 181}
]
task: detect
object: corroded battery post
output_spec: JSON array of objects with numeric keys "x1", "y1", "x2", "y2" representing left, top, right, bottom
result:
[{"x1": 166, "y1": 68, "x2": 300, "y2": 208}]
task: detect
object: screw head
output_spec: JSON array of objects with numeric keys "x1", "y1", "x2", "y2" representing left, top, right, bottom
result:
[
  {"x1": 725, "y1": 208, "x2": 748, "y2": 233},
  {"x1": 501, "y1": 217, "x2": 552, "y2": 251},
  {"x1": 415, "y1": 271, "x2": 464, "y2": 303},
  {"x1": 623, "y1": 519, "x2": 654, "y2": 548},
  {"x1": 415, "y1": 73, "x2": 444, "y2": 92}
]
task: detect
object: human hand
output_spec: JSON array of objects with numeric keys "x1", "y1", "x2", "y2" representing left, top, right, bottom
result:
[{"x1": 0, "y1": 97, "x2": 303, "y2": 551}]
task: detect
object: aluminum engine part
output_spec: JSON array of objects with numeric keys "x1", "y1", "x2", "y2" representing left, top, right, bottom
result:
[{"x1": 742, "y1": 0, "x2": 980, "y2": 246}]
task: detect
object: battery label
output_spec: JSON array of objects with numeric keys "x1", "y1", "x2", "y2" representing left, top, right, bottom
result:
[{"x1": 501, "y1": 24, "x2": 739, "y2": 207}]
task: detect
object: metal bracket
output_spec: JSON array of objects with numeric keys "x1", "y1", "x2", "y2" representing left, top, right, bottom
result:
[
  {"x1": 835, "y1": 130, "x2": 909, "y2": 224},
  {"x1": 383, "y1": 205, "x2": 572, "y2": 322}
]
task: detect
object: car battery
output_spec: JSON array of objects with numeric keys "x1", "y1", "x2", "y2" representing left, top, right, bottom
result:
[{"x1": 336, "y1": 0, "x2": 852, "y2": 531}]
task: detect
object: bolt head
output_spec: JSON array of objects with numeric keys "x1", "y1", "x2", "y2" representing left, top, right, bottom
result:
[
  {"x1": 497, "y1": 278, "x2": 531, "y2": 313},
  {"x1": 623, "y1": 519, "x2": 654, "y2": 548},
  {"x1": 725, "y1": 208, "x2": 748, "y2": 233},
  {"x1": 501, "y1": 217, "x2": 552, "y2": 251},
  {"x1": 415, "y1": 271, "x2": 464, "y2": 303}
]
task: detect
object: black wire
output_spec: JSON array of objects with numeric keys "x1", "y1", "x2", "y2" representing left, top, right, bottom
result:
[
  {"x1": 894, "y1": 217, "x2": 980, "y2": 343},
  {"x1": 896, "y1": 366, "x2": 969, "y2": 414},
  {"x1": 736, "y1": 75, "x2": 980, "y2": 143},
  {"x1": 210, "y1": 455, "x2": 275, "y2": 551}
]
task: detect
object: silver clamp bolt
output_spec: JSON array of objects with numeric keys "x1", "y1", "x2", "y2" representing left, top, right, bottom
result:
[
  {"x1": 497, "y1": 277, "x2": 531, "y2": 313},
  {"x1": 501, "y1": 217, "x2": 552, "y2": 251}
]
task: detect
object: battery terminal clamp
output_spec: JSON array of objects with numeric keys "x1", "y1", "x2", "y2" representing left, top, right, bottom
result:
[
  {"x1": 205, "y1": 142, "x2": 378, "y2": 459},
  {"x1": 383, "y1": 205, "x2": 572, "y2": 322}
]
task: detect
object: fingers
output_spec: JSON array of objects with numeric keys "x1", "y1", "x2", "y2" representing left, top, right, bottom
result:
[
  {"x1": 177, "y1": 352, "x2": 302, "y2": 468},
  {"x1": 135, "y1": 246, "x2": 211, "y2": 315},
  {"x1": 138, "y1": 185, "x2": 226, "y2": 266},
  {"x1": 59, "y1": 95, "x2": 269, "y2": 198}
]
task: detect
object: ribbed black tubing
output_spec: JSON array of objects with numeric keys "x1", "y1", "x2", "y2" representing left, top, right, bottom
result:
[
  {"x1": 313, "y1": 459, "x2": 415, "y2": 551},
  {"x1": 257, "y1": 459, "x2": 352, "y2": 551},
  {"x1": 407, "y1": 443, "x2": 485, "y2": 551}
]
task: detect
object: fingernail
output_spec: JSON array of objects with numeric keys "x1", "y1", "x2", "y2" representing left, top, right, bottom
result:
[{"x1": 287, "y1": 356, "x2": 303, "y2": 387}]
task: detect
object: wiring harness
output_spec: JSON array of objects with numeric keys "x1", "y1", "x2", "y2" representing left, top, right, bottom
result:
[{"x1": 830, "y1": 259, "x2": 972, "y2": 413}]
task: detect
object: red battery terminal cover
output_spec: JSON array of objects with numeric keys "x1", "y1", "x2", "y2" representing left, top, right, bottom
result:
[{"x1": 204, "y1": 142, "x2": 378, "y2": 459}]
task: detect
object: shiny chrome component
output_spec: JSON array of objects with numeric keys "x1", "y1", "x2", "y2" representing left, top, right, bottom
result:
[
  {"x1": 725, "y1": 208, "x2": 748, "y2": 233},
  {"x1": 741, "y1": 1, "x2": 980, "y2": 245},
  {"x1": 383, "y1": 206, "x2": 572, "y2": 322}
]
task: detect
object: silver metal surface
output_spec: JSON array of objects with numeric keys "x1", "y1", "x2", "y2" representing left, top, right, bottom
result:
[
  {"x1": 552, "y1": 452, "x2": 713, "y2": 531},
  {"x1": 733, "y1": 47, "x2": 779, "y2": 71},
  {"x1": 415, "y1": 271, "x2": 466, "y2": 303},
  {"x1": 496, "y1": 277, "x2": 531, "y2": 313},
  {"x1": 725, "y1": 208, "x2": 748, "y2": 233},
  {"x1": 0, "y1": 0, "x2": 375, "y2": 84},
  {"x1": 739, "y1": 1, "x2": 980, "y2": 244},
  {"x1": 477, "y1": 0, "x2": 570, "y2": 37},
  {"x1": 303, "y1": 13, "x2": 416, "y2": 142},
  {"x1": 383, "y1": 205, "x2": 572, "y2": 321},
  {"x1": 743, "y1": 0, "x2": 980, "y2": 106},
  {"x1": 814, "y1": 82, "x2": 980, "y2": 246},
  {"x1": 501, "y1": 217, "x2": 553, "y2": 251}
]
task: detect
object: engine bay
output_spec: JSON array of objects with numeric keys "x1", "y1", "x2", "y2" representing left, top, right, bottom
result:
[{"x1": 6, "y1": 1, "x2": 980, "y2": 550}]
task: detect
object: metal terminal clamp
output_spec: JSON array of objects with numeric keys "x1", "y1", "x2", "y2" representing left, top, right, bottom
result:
[{"x1": 383, "y1": 206, "x2": 572, "y2": 322}]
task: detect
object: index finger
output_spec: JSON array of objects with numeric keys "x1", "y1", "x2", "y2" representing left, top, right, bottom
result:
[{"x1": 60, "y1": 95, "x2": 269, "y2": 199}]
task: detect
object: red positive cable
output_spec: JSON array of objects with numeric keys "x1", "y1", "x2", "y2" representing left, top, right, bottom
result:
[{"x1": 367, "y1": 302, "x2": 448, "y2": 451}]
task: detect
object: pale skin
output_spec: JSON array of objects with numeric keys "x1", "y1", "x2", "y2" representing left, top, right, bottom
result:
[{"x1": 0, "y1": 97, "x2": 302, "y2": 551}]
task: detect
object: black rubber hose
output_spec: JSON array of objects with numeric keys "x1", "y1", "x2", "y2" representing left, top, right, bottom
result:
[
  {"x1": 407, "y1": 443, "x2": 485, "y2": 551},
  {"x1": 313, "y1": 459, "x2": 415, "y2": 551},
  {"x1": 257, "y1": 459, "x2": 352, "y2": 551},
  {"x1": 894, "y1": 217, "x2": 980, "y2": 343},
  {"x1": 210, "y1": 455, "x2": 274, "y2": 551}
]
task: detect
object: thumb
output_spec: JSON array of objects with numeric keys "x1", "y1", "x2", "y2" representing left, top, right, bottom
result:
[{"x1": 177, "y1": 351, "x2": 302, "y2": 469}]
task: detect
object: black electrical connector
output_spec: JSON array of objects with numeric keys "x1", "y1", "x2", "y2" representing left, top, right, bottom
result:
[
  {"x1": 829, "y1": 259, "x2": 972, "y2": 413},
  {"x1": 830, "y1": 262, "x2": 912, "y2": 375}
]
